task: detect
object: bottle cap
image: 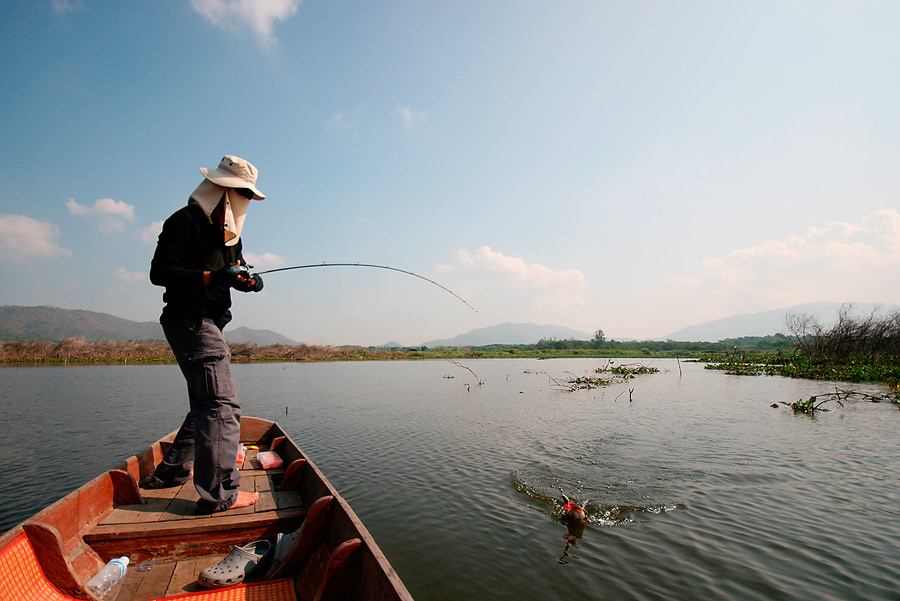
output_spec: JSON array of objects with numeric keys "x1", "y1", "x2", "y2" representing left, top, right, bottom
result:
[{"x1": 117, "y1": 556, "x2": 130, "y2": 567}]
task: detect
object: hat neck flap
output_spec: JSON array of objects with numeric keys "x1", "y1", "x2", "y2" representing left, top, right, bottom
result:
[{"x1": 190, "y1": 179, "x2": 251, "y2": 246}]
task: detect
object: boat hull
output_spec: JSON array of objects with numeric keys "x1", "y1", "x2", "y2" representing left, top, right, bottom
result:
[{"x1": 0, "y1": 416, "x2": 413, "y2": 601}]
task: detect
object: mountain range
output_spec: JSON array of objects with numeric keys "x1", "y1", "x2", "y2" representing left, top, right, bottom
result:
[
  {"x1": 661, "y1": 302, "x2": 896, "y2": 341},
  {"x1": 0, "y1": 306, "x2": 298, "y2": 346},
  {"x1": 1, "y1": 302, "x2": 893, "y2": 347},
  {"x1": 415, "y1": 302, "x2": 895, "y2": 345},
  {"x1": 419, "y1": 323, "x2": 594, "y2": 347}
]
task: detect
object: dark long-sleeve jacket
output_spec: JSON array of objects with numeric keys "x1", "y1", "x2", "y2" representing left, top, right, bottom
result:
[{"x1": 150, "y1": 201, "x2": 244, "y2": 328}]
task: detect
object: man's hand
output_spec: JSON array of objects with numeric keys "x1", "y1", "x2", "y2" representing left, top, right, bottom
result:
[
  {"x1": 209, "y1": 261, "x2": 263, "y2": 292},
  {"x1": 234, "y1": 272, "x2": 263, "y2": 293},
  {"x1": 211, "y1": 264, "x2": 249, "y2": 288}
]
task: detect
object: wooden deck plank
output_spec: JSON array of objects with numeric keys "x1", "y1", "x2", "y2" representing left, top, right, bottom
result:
[
  {"x1": 275, "y1": 490, "x2": 303, "y2": 510},
  {"x1": 257, "y1": 475, "x2": 278, "y2": 513},
  {"x1": 113, "y1": 567, "x2": 145, "y2": 601},
  {"x1": 167, "y1": 555, "x2": 226, "y2": 597},
  {"x1": 139, "y1": 485, "x2": 185, "y2": 502},
  {"x1": 256, "y1": 473, "x2": 275, "y2": 493},
  {"x1": 86, "y1": 507, "x2": 308, "y2": 540},
  {"x1": 114, "y1": 561, "x2": 175, "y2": 601},
  {"x1": 241, "y1": 468, "x2": 286, "y2": 478},
  {"x1": 104, "y1": 465, "x2": 288, "y2": 529},
  {"x1": 84, "y1": 507, "x2": 306, "y2": 563},
  {"x1": 103, "y1": 495, "x2": 173, "y2": 525},
  {"x1": 100, "y1": 485, "x2": 182, "y2": 526},
  {"x1": 162, "y1": 483, "x2": 201, "y2": 521},
  {"x1": 131, "y1": 562, "x2": 175, "y2": 601}
]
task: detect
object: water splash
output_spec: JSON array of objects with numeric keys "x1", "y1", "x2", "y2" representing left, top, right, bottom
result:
[{"x1": 510, "y1": 468, "x2": 682, "y2": 527}]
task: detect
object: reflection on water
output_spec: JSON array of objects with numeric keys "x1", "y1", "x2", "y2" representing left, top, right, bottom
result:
[{"x1": 2, "y1": 359, "x2": 900, "y2": 601}]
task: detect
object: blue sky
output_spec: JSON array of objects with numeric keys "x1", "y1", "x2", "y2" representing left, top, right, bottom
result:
[{"x1": 2, "y1": 1, "x2": 899, "y2": 346}]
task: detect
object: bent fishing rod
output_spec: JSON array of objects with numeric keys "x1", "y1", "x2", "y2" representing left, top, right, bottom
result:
[{"x1": 253, "y1": 262, "x2": 478, "y2": 312}]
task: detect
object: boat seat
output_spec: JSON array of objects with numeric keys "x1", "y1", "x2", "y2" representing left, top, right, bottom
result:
[{"x1": 267, "y1": 496, "x2": 333, "y2": 580}]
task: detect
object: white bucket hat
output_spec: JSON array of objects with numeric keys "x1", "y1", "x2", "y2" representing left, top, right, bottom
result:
[{"x1": 199, "y1": 155, "x2": 265, "y2": 200}]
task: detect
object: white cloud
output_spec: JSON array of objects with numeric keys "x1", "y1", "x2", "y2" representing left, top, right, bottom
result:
[
  {"x1": 444, "y1": 246, "x2": 586, "y2": 311},
  {"x1": 66, "y1": 197, "x2": 136, "y2": 233},
  {"x1": 191, "y1": 0, "x2": 301, "y2": 47},
  {"x1": 115, "y1": 267, "x2": 147, "y2": 283},
  {"x1": 242, "y1": 252, "x2": 285, "y2": 271},
  {"x1": 65, "y1": 199, "x2": 89, "y2": 215},
  {"x1": 327, "y1": 112, "x2": 351, "y2": 129},
  {"x1": 453, "y1": 246, "x2": 586, "y2": 289},
  {"x1": 94, "y1": 197, "x2": 136, "y2": 220},
  {"x1": 396, "y1": 106, "x2": 429, "y2": 127},
  {"x1": 0, "y1": 214, "x2": 73, "y2": 262},
  {"x1": 679, "y1": 209, "x2": 900, "y2": 309},
  {"x1": 666, "y1": 275, "x2": 702, "y2": 288},
  {"x1": 140, "y1": 220, "x2": 164, "y2": 245},
  {"x1": 51, "y1": 0, "x2": 80, "y2": 13}
]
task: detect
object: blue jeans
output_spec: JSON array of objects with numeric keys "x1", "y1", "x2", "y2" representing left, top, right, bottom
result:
[{"x1": 156, "y1": 316, "x2": 241, "y2": 512}]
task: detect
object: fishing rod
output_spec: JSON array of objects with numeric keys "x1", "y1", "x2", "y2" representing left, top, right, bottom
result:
[{"x1": 254, "y1": 262, "x2": 478, "y2": 312}]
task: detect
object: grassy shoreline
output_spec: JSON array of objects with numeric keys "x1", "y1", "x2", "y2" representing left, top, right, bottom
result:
[
  {"x1": 0, "y1": 339, "x2": 706, "y2": 365},
  {"x1": 702, "y1": 355, "x2": 900, "y2": 385},
  {"x1": 4, "y1": 339, "x2": 898, "y2": 386}
]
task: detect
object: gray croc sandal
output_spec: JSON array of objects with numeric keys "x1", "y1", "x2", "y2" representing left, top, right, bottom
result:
[
  {"x1": 264, "y1": 528, "x2": 302, "y2": 579},
  {"x1": 198, "y1": 540, "x2": 273, "y2": 588}
]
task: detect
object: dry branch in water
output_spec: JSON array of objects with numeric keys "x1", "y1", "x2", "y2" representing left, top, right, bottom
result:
[
  {"x1": 448, "y1": 360, "x2": 483, "y2": 385},
  {"x1": 778, "y1": 387, "x2": 900, "y2": 414}
]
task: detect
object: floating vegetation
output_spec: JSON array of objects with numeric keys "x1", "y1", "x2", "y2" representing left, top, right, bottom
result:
[
  {"x1": 567, "y1": 375, "x2": 614, "y2": 390},
  {"x1": 596, "y1": 362, "x2": 660, "y2": 378},
  {"x1": 777, "y1": 387, "x2": 900, "y2": 415},
  {"x1": 706, "y1": 357, "x2": 900, "y2": 383},
  {"x1": 780, "y1": 395, "x2": 842, "y2": 415},
  {"x1": 524, "y1": 360, "x2": 660, "y2": 392},
  {"x1": 524, "y1": 370, "x2": 613, "y2": 391}
]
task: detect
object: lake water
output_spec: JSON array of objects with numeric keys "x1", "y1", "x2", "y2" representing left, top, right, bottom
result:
[{"x1": 2, "y1": 359, "x2": 899, "y2": 600}]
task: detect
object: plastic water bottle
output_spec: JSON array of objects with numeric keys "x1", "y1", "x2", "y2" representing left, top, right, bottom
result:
[{"x1": 85, "y1": 556, "x2": 129, "y2": 598}]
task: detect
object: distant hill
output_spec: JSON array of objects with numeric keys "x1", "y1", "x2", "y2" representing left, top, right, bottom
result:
[
  {"x1": 0, "y1": 306, "x2": 164, "y2": 342},
  {"x1": 376, "y1": 341, "x2": 403, "y2": 349},
  {"x1": 0, "y1": 306, "x2": 298, "y2": 345},
  {"x1": 225, "y1": 326, "x2": 299, "y2": 346},
  {"x1": 662, "y1": 302, "x2": 897, "y2": 342},
  {"x1": 420, "y1": 323, "x2": 594, "y2": 347}
]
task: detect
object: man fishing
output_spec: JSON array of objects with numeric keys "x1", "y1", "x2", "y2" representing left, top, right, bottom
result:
[{"x1": 145, "y1": 155, "x2": 266, "y2": 513}]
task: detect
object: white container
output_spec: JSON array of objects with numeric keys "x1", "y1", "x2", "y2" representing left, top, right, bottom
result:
[{"x1": 85, "y1": 556, "x2": 129, "y2": 598}]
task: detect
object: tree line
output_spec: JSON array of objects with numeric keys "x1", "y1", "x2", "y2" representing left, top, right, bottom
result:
[
  {"x1": 0, "y1": 339, "x2": 396, "y2": 363},
  {"x1": 473, "y1": 334, "x2": 794, "y2": 355},
  {"x1": 705, "y1": 305, "x2": 900, "y2": 383},
  {"x1": 785, "y1": 305, "x2": 900, "y2": 363}
]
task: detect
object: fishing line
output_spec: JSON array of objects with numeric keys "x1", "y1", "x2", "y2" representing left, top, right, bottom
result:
[{"x1": 254, "y1": 262, "x2": 478, "y2": 312}]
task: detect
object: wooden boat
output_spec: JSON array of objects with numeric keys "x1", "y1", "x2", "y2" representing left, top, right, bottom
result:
[{"x1": 0, "y1": 416, "x2": 414, "y2": 601}]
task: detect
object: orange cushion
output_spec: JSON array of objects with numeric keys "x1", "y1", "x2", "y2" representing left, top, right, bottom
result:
[
  {"x1": 0, "y1": 534, "x2": 80, "y2": 601},
  {"x1": 157, "y1": 579, "x2": 296, "y2": 601}
]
